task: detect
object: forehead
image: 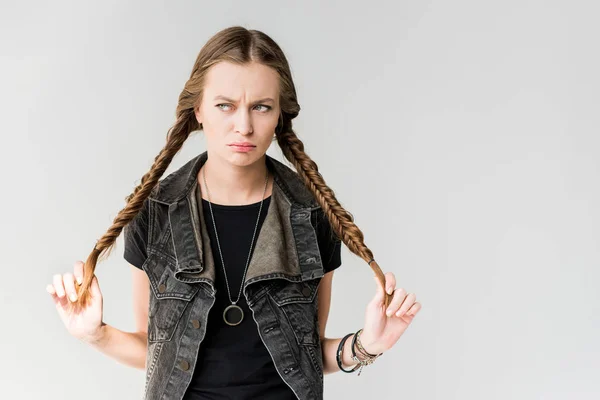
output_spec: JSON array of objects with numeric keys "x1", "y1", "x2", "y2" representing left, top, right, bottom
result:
[{"x1": 204, "y1": 61, "x2": 280, "y2": 97}]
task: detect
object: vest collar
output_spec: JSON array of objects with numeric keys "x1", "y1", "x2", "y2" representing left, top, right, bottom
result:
[
  {"x1": 148, "y1": 150, "x2": 319, "y2": 209},
  {"x1": 146, "y1": 151, "x2": 324, "y2": 294}
]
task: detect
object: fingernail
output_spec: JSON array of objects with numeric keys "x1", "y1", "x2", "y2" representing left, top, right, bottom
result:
[
  {"x1": 386, "y1": 309, "x2": 392, "y2": 316},
  {"x1": 70, "y1": 293, "x2": 77, "y2": 302},
  {"x1": 76, "y1": 277, "x2": 82, "y2": 284},
  {"x1": 387, "y1": 287, "x2": 393, "y2": 295}
]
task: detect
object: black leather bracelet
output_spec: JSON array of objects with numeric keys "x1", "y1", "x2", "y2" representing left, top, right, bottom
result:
[
  {"x1": 336, "y1": 333, "x2": 360, "y2": 373},
  {"x1": 350, "y1": 329, "x2": 361, "y2": 360}
]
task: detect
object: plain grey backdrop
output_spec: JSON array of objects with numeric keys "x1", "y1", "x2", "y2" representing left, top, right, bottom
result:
[{"x1": 1, "y1": 0, "x2": 598, "y2": 399}]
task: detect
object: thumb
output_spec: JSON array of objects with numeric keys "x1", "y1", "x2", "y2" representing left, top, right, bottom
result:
[{"x1": 372, "y1": 276, "x2": 385, "y2": 305}]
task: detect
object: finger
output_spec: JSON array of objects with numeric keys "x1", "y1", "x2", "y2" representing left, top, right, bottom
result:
[
  {"x1": 46, "y1": 283, "x2": 58, "y2": 300},
  {"x1": 51, "y1": 276, "x2": 69, "y2": 308},
  {"x1": 385, "y1": 287, "x2": 408, "y2": 317},
  {"x1": 406, "y1": 301, "x2": 421, "y2": 316},
  {"x1": 73, "y1": 261, "x2": 84, "y2": 285},
  {"x1": 395, "y1": 293, "x2": 417, "y2": 317},
  {"x1": 53, "y1": 274, "x2": 66, "y2": 298},
  {"x1": 46, "y1": 283, "x2": 55, "y2": 295},
  {"x1": 384, "y1": 272, "x2": 396, "y2": 295},
  {"x1": 62, "y1": 273, "x2": 78, "y2": 302},
  {"x1": 46, "y1": 283, "x2": 69, "y2": 308},
  {"x1": 46, "y1": 284, "x2": 60, "y2": 305}
]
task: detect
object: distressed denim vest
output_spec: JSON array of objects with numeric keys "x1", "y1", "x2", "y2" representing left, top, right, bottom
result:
[{"x1": 140, "y1": 151, "x2": 327, "y2": 399}]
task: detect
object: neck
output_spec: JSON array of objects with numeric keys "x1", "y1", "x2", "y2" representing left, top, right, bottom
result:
[{"x1": 199, "y1": 153, "x2": 271, "y2": 205}]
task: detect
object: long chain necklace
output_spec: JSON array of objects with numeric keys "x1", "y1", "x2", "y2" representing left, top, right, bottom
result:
[{"x1": 201, "y1": 165, "x2": 269, "y2": 326}]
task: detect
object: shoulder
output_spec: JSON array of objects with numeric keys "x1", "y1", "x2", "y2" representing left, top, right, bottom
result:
[{"x1": 149, "y1": 153, "x2": 206, "y2": 205}]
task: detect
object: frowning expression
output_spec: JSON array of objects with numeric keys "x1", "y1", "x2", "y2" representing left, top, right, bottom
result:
[{"x1": 194, "y1": 61, "x2": 281, "y2": 167}]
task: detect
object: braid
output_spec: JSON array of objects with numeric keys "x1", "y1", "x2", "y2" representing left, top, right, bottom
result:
[
  {"x1": 276, "y1": 127, "x2": 393, "y2": 307},
  {"x1": 75, "y1": 109, "x2": 197, "y2": 308},
  {"x1": 68, "y1": 25, "x2": 395, "y2": 309}
]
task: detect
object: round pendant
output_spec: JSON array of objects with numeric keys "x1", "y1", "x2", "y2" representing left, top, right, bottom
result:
[{"x1": 223, "y1": 304, "x2": 244, "y2": 326}]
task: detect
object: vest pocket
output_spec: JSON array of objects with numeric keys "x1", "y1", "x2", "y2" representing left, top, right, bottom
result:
[
  {"x1": 269, "y1": 278, "x2": 321, "y2": 347},
  {"x1": 143, "y1": 254, "x2": 200, "y2": 342}
]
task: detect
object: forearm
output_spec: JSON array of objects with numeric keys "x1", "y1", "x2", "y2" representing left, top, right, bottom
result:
[
  {"x1": 321, "y1": 336, "x2": 360, "y2": 375},
  {"x1": 82, "y1": 322, "x2": 148, "y2": 370}
]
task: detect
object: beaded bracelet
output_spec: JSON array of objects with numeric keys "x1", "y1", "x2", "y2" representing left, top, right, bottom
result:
[
  {"x1": 336, "y1": 333, "x2": 360, "y2": 373},
  {"x1": 350, "y1": 329, "x2": 383, "y2": 376},
  {"x1": 354, "y1": 328, "x2": 381, "y2": 358}
]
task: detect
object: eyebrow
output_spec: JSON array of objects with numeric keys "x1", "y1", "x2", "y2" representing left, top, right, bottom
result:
[{"x1": 213, "y1": 95, "x2": 275, "y2": 104}]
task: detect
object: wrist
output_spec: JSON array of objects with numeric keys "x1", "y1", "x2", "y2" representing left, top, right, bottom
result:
[
  {"x1": 81, "y1": 322, "x2": 108, "y2": 346},
  {"x1": 357, "y1": 330, "x2": 380, "y2": 356},
  {"x1": 351, "y1": 341, "x2": 370, "y2": 362},
  {"x1": 349, "y1": 329, "x2": 383, "y2": 376}
]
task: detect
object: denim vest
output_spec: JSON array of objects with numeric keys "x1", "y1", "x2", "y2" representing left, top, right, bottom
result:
[{"x1": 140, "y1": 151, "x2": 327, "y2": 399}]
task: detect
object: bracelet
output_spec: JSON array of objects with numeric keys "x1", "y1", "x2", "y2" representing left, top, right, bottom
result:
[
  {"x1": 355, "y1": 329, "x2": 380, "y2": 358},
  {"x1": 350, "y1": 329, "x2": 383, "y2": 376},
  {"x1": 336, "y1": 333, "x2": 360, "y2": 373}
]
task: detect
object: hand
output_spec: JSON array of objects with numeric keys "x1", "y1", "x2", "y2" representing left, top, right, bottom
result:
[
  {"x1": 359, "y1": 271, "x2": 421, "y2": 355},
  {"x1": 46, "y1": 261, "x2": 105, "y2": 344}
]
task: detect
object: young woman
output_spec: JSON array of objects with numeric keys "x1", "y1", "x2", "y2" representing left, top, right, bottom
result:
[{"x1": 46, "y1": 26, "x2": 421, "y2": 399}]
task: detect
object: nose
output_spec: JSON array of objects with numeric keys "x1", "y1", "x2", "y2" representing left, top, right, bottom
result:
[{"x1": 234, "y1": 108, "x2": 253, "y2": 135}]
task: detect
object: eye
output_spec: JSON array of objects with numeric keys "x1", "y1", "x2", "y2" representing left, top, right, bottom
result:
[
  {"x1": 215, "y1": 104, "x2": 272, "y2": 112},
  {"x1": 216, "y1": 103, "x2": 232, "y2": 111},
  {"x1": 254, "y1": 104, "x2": 272, "y2": 112}
]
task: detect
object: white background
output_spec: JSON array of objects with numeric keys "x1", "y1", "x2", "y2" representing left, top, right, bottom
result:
[{"x1": 1, "y1": 0, "x2": 598, "y2": 399}]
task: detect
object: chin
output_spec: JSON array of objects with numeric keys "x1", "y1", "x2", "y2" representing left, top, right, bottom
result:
[{"x1": 223, "y1": 148, "x2": 267, "y2": 167}]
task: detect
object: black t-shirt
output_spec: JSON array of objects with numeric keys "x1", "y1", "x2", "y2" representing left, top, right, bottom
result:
[{"x1": 123, "y1": 189, "x2": 342, "y2": 399}]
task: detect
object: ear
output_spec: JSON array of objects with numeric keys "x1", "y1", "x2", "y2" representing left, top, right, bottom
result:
[{"x1": 194, "y1": 105, "x2": 202, "y2": 125}]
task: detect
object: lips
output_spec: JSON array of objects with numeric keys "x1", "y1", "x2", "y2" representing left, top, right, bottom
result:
[{"x1": 229, "y1": 143, "x2": 255, "y2": 147}]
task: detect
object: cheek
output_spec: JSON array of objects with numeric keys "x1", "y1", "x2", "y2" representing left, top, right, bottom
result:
[
  {"x1": 257, "y1": 114, "x2": 278, "y2": 132},
  {"x1": 257, "y1": 120, "x2": 278, "y2": 143},
  {"x1": 201, "y1": 111, "x2": 231, "y2": 134}
]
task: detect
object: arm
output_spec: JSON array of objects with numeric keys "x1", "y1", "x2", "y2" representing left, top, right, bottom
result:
[
  {"x1": 317, "y1": 270, "x2": 362, "y2": 375},
  {"x1": 85, "y1": 264, "x2": 149, "y2": 370}
]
